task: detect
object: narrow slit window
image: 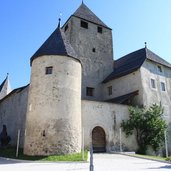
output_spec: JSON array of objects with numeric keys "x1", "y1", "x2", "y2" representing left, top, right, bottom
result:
[
  {"x1": 92, "y1": 48, "x2": 96, "y2": 53},
  {"x1": 64, "y1": 24, "x2": 68, "y2": 32},
  {"x1": 108, "y1": 86, "x2": 112, "y2": 95},
  {"x1": 45, "y1": 66, "x2": 53, "y2": 75},
  {"x1": 150, "y1": 79, "x2": 156, "y2": 89},
  {"x1": 161, "y1": 82, "x2": 166, "y2": 91}
]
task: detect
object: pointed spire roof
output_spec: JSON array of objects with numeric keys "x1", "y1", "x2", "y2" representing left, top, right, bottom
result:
[
  {"x1": 30, "y1": 22, "x2": 79, "y2": 65},
  {"x1": 73, "y1": 3, "x2": 111, "y2": 29},
  {"x1": 0, "y1": 76, "x2": 7, "y2": 92},
  {"x1": 0, "y1": 74, "x2": 12, "y2": 100}
]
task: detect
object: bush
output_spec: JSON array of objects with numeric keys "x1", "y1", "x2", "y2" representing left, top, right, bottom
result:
[{"x1": 166, "y1": 156, "x2": 171, "y2": 162}]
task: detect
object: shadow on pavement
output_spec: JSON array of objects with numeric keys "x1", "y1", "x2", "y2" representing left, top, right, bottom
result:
[
  {"x1": 149, "y1": 165, "x2": 171, "y2": 169},
  {"x1": 0, "y1": 157, "x2": 29, "y2": 165}
]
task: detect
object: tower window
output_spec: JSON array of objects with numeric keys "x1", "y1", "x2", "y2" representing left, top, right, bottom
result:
[
  {"x1": 161, "y1": 82, "x2": 166, "y2": 91},
  {"x1": 45, "y1": 66, "x2": 53, "y2": 75},
  {"x1": 64, "y1": 24, "x2": 68, "y2": 32},
  {"x1": 97, "y1": 26, "x2": 103, "y2": 33},
  {"x1": 157, "y1": 65, "x2": 162, "y2": 73},
  {"x1": 81, "y1": 20, "x2": 88, "y2": 29},
  {"x1": 150, "y1": 79, "x2": 156, "y2": 89},
  {"x1": 108, "y1": 86, "x2": 112, "y2": 95},
  {"x1": 92, "y1": 48, "x2": 96, "y2": 53},
  {"x1": 86, "y1": 87, "x2": 94, "y2": 97}
]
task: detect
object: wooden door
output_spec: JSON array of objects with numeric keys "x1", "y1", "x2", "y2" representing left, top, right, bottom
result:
[{"x1": 92, "y1": 126, "x2": 106, "y2": 152}]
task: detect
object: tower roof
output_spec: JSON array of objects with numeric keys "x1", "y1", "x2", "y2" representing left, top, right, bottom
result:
[
  {"x1": 30, "y1": 24, "x2": 79, "y2": 65},
  {"x1": 0, "y1": 76, "x2": 7, "y2": 92},
  {"x1": 73, "y1": 3, "x2": 111, "y2": 29},
  {"x1": 103, "y1": 48, "x2": 171, "y2": 83}
]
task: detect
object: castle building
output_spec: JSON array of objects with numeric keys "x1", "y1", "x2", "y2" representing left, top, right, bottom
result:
[{"x1": 0, "y1": 3, "x2": 170, "y2": 155}]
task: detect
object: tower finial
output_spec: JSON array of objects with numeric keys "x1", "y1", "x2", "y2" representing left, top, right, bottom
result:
[
  {"x1": 58, "y1": 18, "x2": 61, "y2": 28},
  {"x1": 58, "y1": 12, "x2": 62, "y2": 28},
  {"x1": 144, "y1": 42, "x2": 147, "y2": 48},
  {"x1": 82, "y1": 0, "x2": 84, "y2": 4}
]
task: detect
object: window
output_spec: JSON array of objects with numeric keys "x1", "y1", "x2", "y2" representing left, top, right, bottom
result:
[
  {"x1": 86, "y1": 87, "x2": 94, "y2": 96},
  {"x1": 92, "y1": 48, "x2": 96, "y2": 53},
  {"x1": 161, "y1": 82, "x2": 166, "y2": 91},
  {"x1": 81, "y1": 20, "x2": 88, "y2": 29},
  {"x1": 108, "y1": 86, "x2": 112, "y2": 95},
  {"x1": 64, "y1": 24, "x2": 68, "y2": 32},
  {"x1": 150, "y1": 79, "x2": 156, "y2": 89},
  {"x1": 97, "y1": 26, "x2": 103, "y2": 33},
  {"x1": 45, "y1": 66, "x2": 53, "y2": 75},
  {"x1": 157, "y1": 65, "x2": 162, "y2": 73}
]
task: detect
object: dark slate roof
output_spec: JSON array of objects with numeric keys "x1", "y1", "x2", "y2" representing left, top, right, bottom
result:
[
  {"x1": 0, "y1": 76, "x2": 7, "y2": 92},
  {"x1": 73, "y1": 2, "x2": 111, "y2": 29},
  {"x1": 30, "y1": 24, "x2": 79, "y2": 65},
  {"x1": 106, "y1": 90, "x2": 139, "y2": 104},
  {"x1": 103, "y1": 48, "x2": 171, "y2": 83}
]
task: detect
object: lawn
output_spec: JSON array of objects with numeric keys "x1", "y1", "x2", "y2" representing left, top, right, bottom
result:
[{"x1": 0, "y1": 147, "x2": 88, "y2": 161}]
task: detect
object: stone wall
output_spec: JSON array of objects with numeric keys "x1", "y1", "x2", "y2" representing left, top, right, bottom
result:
[
  {"x1": 140, "y1": 59, "x2": 171, "y2": 153},
  {"x1": 0, "y1": 86, "x2": 28, "y2": 147},
  {"x1": 102, "y1": 70, "x2": 144, "y2": 106},
  {"x1": 63, "y1": 17, "x2": 113, "y2": 101},
  {"x1": 82, "y1": 100, "x2": 138, "y2": 152},
  {"x1": 24, "y1": 55, "x2": 82, "y2": 156}
]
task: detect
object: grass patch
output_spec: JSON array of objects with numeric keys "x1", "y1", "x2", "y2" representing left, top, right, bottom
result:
[{"x1": 0, "y1": 147, "x2": 88, "y2": 161}]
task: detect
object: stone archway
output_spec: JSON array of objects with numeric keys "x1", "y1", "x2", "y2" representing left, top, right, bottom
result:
[{"x1": 92, "y1": 126, "x2": 106, "y2": 152}]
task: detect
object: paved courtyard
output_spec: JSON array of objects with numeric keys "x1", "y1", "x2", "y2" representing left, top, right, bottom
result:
[{"x1": 0, "y1": 153, "x2": 171, "y2": 171}]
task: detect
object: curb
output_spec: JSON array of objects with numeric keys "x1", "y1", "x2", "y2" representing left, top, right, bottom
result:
[{"x1": 119, "y1": 153, "x2": 171, "y2": 165}]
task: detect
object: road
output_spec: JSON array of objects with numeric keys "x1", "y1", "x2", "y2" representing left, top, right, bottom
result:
[{"x1": 0, "y1": 153, "x2": 170, "y2": 171}]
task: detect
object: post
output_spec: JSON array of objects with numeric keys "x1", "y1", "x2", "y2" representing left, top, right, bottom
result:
[
  {"x1": 119, "y1": 128, "x2": 122, "y2": 152},
  {"x1": 164, "y1": 130, "x2": 168, "y2": 158},
  {"x1": 90, "y1": 145, "x2": 94, "y2": 171},
  {"x1": 16, "y1": 129, "x2": 20, "y2": 158},
  {"x1": 82, "y1": 127, "x2": 84, "y2": 161}
]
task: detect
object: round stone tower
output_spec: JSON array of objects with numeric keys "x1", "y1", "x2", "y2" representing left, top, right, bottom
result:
[{"x1": 24, "y1": 22, "x2": 82, "y2": 156}]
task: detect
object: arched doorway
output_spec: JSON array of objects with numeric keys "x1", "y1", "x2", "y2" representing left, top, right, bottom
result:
[{"x1": 92, "y1": 126, "x2": 106, "y2": 152}]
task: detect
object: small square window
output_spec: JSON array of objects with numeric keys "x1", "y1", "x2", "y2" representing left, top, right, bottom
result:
[
  {"x1": 97, "y1": 26, "x2": 103, "y2": 33},
  {"x1": 157, "y1": 66, "x2": 162, "y2": 73},
  {"x1": 92, "y1": 48, "x2": 96, "y2": 53},
  {"x1": 86, "y1": 87, "x2": 94, "y2": 97},
  {"x1": 150, "y1": 79, "x2": 156, "y2": 89},
  {"x1": 64, "y1": 24, "x2": 68, "y2": 32},
  {"x1": 108, "y1": 86, "x2": 112, "y2": 95},
  {"x1": 81, "y1": 20, "x2": 88, "y2": 29},
  {"x1": 45, "y1": 66, "x2": 53, "y2": 75},
  {"x1": 161, "y1": 82, "x2": 166, "y2": 91}
]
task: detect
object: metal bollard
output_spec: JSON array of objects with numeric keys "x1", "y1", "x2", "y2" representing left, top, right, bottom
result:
[{"x1": 90, "y1": 145, "x2": 94, "y2": 171}]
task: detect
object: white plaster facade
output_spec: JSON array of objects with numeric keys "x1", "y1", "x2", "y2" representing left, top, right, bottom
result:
[
  {"x1": 82, "y1": 100, "x2": 138, "y2": 152},
  {"x1": 24, "y1": 55, "x2": 82, "y2": 155}
]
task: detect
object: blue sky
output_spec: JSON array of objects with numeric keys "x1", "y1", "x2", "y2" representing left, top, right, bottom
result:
[{"x1": 0, "y1": 0, "x2": 171, "y2": 89}]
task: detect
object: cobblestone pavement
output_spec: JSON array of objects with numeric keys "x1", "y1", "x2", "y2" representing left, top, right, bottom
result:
[{"x1": 0, "y1": 154, "x2": 171, "y2": 171}]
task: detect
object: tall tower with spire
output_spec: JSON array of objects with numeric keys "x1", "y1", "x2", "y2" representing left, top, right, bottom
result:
[
  {"x1": 0, "y1": 74, "x2": 12, "y2": 100},
  {"x1": 24, "y1": 21, "x2": 82, "y2": 155},
  {"x1": 63, "y1": 2, "x2": 113, "y2": 100}
]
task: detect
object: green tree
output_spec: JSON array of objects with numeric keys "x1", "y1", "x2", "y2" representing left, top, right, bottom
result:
[{"x1": 121, "y1": 104, "x2": 167, "y2": 154}]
